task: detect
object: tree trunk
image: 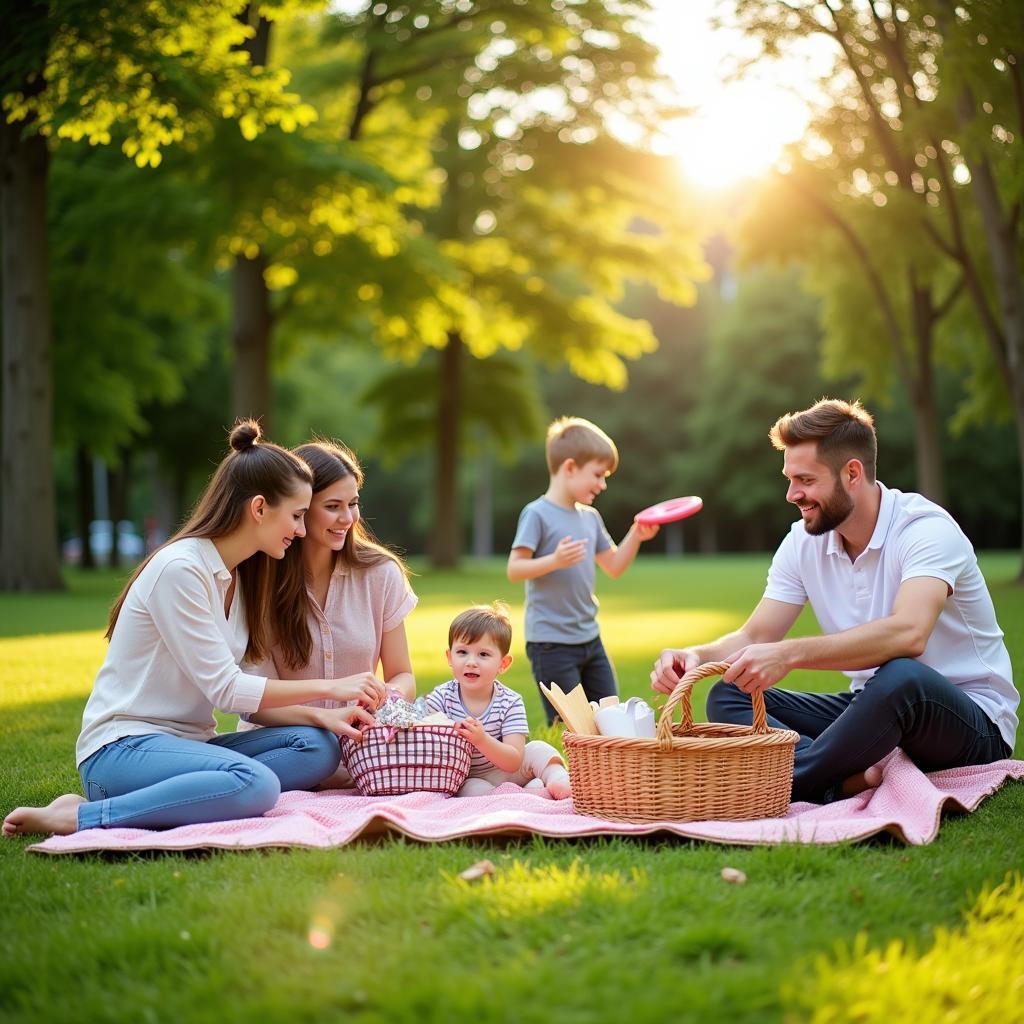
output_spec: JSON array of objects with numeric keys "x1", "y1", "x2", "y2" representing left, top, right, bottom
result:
[
  {"x1": 0, "y1": 118, "x2": 64, "y2": 591},
  {"x1": 231, "y1": 251, "x2": 273, "y2": 432},
  {"x1": 966, "y1": 170, "x2": 1024, "y2": 578},
  {"x1": 471, "y1": 449, "x2": 493, "y2": 558},
  {"x1": 1014, "y1": 395, "x2": 1024, "y2": 584},
  {"x1": 947, "y1": 75, "x2": 1024, "y2": 576},
  {"x1": 431, "y1": 333, "x2": 463, "y2": 568},
  {"x1": 75, "y1": 444, "x2": 96, "y2": 569},
  {"x1": 107, "y1": 449, "x2": 130, "y2": 569},
  {"x1": 910, "y1": 387, "x2": 945, "y2": 505},
  {"x1": 230, "y1": 10, "x2": 274, "y2": 433},
  {"x1": 908, "y1": 286, "x2": 946, "y2": 504}
]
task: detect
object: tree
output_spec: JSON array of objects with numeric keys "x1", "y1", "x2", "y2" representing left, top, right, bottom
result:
[
  {"x1": 675, "y1": 265, "x2": 838, "y2": 550},
  {"x1": 47, "y1": 142, "x2": 219, "y2": 564},
  {"x1": 730, "y1": 0, "x2": 1024, "y2": 572},
  {"x1": 318, "y1": 0, "x2": 707, "y2": 565},
  {"x1": 1, "y1": 0, "x2": 316, "y2": 590},
  {"x1": 742, "y1": 159, "x2": 963, "y2": 505}
]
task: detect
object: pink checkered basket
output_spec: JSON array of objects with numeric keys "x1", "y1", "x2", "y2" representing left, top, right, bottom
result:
[{"x1": 341, "y1": 725, "x2": 473, "y2": 797}]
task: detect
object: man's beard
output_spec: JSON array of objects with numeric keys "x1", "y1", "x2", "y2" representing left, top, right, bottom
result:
[{"x1": 803, "y1": 477, "x2": 854, "y2": 535}]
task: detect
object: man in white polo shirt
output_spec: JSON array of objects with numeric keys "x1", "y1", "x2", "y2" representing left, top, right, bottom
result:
[{"x1": 651, "y1": 398, "x2": 1017, "y2": 803}]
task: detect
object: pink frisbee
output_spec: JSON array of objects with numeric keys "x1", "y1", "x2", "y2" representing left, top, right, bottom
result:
[{"x1": 634, "y1": 495, "x2": 703, "y2": 526}]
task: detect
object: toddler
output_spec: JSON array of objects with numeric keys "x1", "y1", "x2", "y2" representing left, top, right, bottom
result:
[{"x1": 424, "y1": 602, "x2": 572, "y2": 799}]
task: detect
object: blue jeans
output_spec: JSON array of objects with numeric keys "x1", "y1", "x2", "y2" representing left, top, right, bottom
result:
[
  {"x1": 526, "y1": 637, "x2": 619, "y2": 725},
  {"x1": 706, "y1": 658, "x2": 1011, "y2": 803},
  {"x1": 77, "y1": 726, "x2": 341, "y2": 830}
]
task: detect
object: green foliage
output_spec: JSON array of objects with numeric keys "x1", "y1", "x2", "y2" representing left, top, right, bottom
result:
[
  {"x1": 2, "y1": 0, "x2": 318, "y2": 165},
  {"x1": 732, "y1": 0, "x2": 1021, "y2": 452},
  {"x1": 674, "y1": 265, "x2": 838, "y2": 545},
  {"x1": 360, "y1": 349, "x2": 546, "y2": 461},
  {"x1": 48, "y1": 144, "x2": 219, "y2": 457},
  {"x1": 791, "y1": 873, "x2": 1024, "y2": 1023}
]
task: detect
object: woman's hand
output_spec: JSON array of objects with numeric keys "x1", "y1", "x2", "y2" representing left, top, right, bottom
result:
[
  {"x1": 319, "y1": 704, "x2": 376, "y2": 741},
  {"x1": 327, "y1": 672, "x2": 387, "y2": 709}
]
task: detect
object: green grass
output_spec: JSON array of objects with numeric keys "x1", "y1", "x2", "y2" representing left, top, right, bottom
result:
[{"x1": 2, "y1": 555, "x2": 1023, "y2": 1023}]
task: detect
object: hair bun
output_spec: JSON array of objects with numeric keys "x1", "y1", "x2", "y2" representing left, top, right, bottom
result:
[{"x1": 229, "y1": 419, "x2": 262, "y2": 452}]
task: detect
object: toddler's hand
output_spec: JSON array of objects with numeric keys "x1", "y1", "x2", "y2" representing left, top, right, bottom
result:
[
  {"x1": 553, "y1": 536, "x2": 588, "y2": 568},
  {"x1": 455, "y1": 717, "x2": 488, "y2": 747}
]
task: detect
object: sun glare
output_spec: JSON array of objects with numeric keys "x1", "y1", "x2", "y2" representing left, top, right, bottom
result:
[
  {"x1": 646, "y1": 1, "x2": 831, "y2": 191},
  {"x1": 661, "y1": 84, "x2": 810, "y2": 190}
]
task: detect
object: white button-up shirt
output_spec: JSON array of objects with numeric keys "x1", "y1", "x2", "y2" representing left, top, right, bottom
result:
[
  {"x1": 76, "y1": 538, "x2": 268, "y2": 765},
  {"x1": 765, "y1": 482, "x2": 1018, "y2": 749}
]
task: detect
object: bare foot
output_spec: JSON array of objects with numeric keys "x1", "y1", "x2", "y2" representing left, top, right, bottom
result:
[
  {"x1": 2, "y1": 794, "x2": 86, "y2": 837},
  {"x1": 543, "y1": 767, "x2": 572, "y2": 800},
  {"x1": 840, "y1": 764, "x2": 884, "y2": 798}
]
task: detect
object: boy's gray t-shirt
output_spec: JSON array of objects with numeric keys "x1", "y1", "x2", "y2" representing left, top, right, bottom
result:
[{"x1": 511, "y1": 497, "x2": 613, "y2": 643}]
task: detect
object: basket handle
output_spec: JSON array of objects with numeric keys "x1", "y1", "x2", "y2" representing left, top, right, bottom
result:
[{"x1": 655, "y1": 661, "x2": 770, "y2": 749}]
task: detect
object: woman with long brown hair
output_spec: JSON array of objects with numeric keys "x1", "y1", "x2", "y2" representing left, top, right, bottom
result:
[
  {"x1": 3, "y1": 422, "x2": 384, "y2": 837},
  {"x1": 240, "y1": 440, "x2": 416, "y2": 785}
]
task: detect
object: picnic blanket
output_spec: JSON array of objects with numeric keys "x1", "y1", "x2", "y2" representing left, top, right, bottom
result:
[{"x1": 29, "y1": 750, "x2": 1024, "y2": 855}]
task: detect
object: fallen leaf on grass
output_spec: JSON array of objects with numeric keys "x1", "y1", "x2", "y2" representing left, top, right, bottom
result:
[{"x1": 458, "y1": 860, "x2": 496, "y2": 882}]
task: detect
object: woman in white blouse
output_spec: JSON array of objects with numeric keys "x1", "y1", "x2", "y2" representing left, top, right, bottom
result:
[
  {"x1": 241, "y1": 441, "x2": 417, "y2": 786},
  {"x1": 3, "y1": 422, "x2": 385, "y2": 837}
]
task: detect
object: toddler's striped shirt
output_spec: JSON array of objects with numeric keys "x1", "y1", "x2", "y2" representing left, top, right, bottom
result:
[{"x1": 424, "y1": 679, "x2": 529, "y2": 775}]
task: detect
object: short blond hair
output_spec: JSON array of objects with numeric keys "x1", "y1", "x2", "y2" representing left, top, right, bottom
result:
[
  {"x1": 448, "y1": 601, "x2": 513, "y2": 656},
  {"x1": 545, "y1": 416, "x2": 618, "y2": 475}
]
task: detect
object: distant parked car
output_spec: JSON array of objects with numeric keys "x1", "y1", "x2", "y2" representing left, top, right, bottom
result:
[{"x1": 62, "y1": 520, "x2": 145, "y2": 565}]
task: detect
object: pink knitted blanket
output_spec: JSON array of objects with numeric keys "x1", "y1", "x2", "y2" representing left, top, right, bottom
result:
[{"x1": 29, "y1": 751, "x2": 1024, "y2": 855}]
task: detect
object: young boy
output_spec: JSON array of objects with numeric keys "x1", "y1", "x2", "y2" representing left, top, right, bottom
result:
[
  {"x1": 508, "y1": 416, "x2": 658, "y2": 723},
  {"x1": 424, "y1": 602, "x2": 572, "y2": 799}
]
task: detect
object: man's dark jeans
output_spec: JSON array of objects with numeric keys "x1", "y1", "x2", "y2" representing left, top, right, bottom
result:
[
  {"x1": 526, "y1": 636, "x2": 619, "y2": 725},
  {"x1": 706, "y1": 658, "x2": 1011, "y2": 802}
]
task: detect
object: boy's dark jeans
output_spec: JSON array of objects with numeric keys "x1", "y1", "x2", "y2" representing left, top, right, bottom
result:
[
  {"x1": 706, "y1": 658, "x2": 1011, "y2": 803},
  {"x1": 527, "y1": 637, "x2": 619, "y2": 725}
]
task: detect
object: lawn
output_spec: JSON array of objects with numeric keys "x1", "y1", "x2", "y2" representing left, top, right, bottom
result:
[{"x1": 2, "y1": 555, "x2": 1022, "y2": 1023}]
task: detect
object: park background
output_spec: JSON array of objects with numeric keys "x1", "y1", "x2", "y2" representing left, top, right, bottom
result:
[
  {"x1": 2, "y1": 2, "x2": 1024, "y2": 1022},
  {"x1": 2, "y1": 0, "x2": 1023, "y2": 581}
]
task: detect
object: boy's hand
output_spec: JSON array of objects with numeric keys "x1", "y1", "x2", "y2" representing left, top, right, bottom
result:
[
  {"x1": 635, "y1": 522, "x2": 660, "y2": 543},
  {"x1": 454, "y1": 717, "x2": 488, "y2": 748},
  {"x1": 552, "y1": 536, "x2": 588, "y2": 568}
]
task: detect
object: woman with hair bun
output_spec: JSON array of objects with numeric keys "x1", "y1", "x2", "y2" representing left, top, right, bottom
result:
[
  {"x1": 3, "y1": 421, "x2": 385, "y2": 838},
  {"x1": 241, "y1": 440, "x2": 417, "y2": 788}
]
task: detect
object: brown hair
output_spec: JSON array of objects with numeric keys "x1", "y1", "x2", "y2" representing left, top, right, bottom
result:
[
  {"x1": 769, "y1": 398, "x2": 877, "y2": 482},
  {"x1": 106, "y1": 419, "x2": 313, "y2": 663},
  {"x1": 448, "y1": 600, "x2": 513, "y2": 656},
  {"x1": 545, "y1": 416, "x2": 619, "y2": 475},
  {"x1": 272, "y1": 440, "x2": 411, "y2": 670}
]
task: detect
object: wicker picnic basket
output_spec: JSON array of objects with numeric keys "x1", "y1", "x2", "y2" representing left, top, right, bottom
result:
[
  {"x1": 563, "y1": 662, "x2": 799, "y2": 822},
  {"x1": 341, "y1": 725, "x2": 473, "y2": 797}
]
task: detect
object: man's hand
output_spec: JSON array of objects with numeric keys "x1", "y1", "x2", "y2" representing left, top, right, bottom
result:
[
  {"x1": 650, "y1": 647, "x2": 700, "y2": 694},
  {"x1": 721, "y1": 643, "x2": 793, "y2": 693},
  {"x1": 552, "y1": 536, "x2": 588, "y2": 569}
]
